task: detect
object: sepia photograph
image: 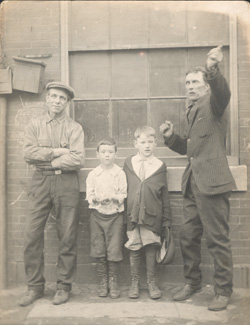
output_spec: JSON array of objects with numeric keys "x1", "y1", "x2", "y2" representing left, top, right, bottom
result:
[{"x1": 0, "y1": 1, "x2": 250, "y2": 324}]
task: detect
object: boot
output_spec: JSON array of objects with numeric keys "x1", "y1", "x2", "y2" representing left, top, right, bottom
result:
[
  {"x1": 147, "y1": 276, "x2": 161, "y2": 299},
  {"x1": 128, "y1": 275, "x2": 140, "y2": 299},
  {"x1": 97, "y1": 276, "x2": 108, "y2": 297},
  {"x1": 96, "y1": 257, "x2": 108, "y2": 297},
  {"x1": 109, "y1": 276, "x2": 120, "y2": 299},
  {"x1": 108, "y1": 261, "x2": 120, "y2": 299}
]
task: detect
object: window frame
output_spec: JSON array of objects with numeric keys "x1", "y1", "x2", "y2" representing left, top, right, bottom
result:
[{"x1": 60, "y1": 2, "x2": 239, "y2": 165}]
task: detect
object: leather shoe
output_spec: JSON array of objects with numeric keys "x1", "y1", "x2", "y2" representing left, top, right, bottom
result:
[
  {"x1": 19, "y1": 290, "x2": 44, "y2": 306},
  {"x1": 53, "y1": 289, "x2": 69, "y2": 305},
  {"x1": 208, "y1": 294, "x2": 230, "y2": 311},
  {"x1": 173, "y1": 284, "x2": 202, "y2": 301}
]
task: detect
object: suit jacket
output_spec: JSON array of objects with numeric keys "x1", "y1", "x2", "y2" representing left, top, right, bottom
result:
[{"x1": 164, "y1": 68, "x2": 236, "y2": 196}]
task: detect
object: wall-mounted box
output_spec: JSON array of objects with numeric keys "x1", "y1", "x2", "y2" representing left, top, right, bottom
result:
[
  {"x1": 0, "y1": 67, "x2": 12, "y2": 94},
  {"x1": 12, "y1": 56, "x2": 46, "y2": 94}
]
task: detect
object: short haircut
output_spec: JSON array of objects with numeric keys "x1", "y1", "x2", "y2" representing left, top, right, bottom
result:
[
  {"x1": 96, "y1": 137, "x2": 117, "y2": 152},
  {"x1": 186, "y1": 66, "x2": 208, "y2": 84},
  {"x1": 134, "y1": 126, "x2": 156, "y2": 139}
]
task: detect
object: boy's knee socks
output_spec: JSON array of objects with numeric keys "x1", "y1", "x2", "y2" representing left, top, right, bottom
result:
[
  {"x1": 108, "y1": 261, "x2": 119, "y2": 277},
  {"x1": 130, "y1": 250, "x2": 141, "y2": 277},
  {"x1": 145, "y1": 245, "x2": 157, "y2": 277}
]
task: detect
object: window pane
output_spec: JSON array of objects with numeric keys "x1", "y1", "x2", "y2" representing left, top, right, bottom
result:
[
  {"x1": 149, "y1": 99, "x2": 186, "y2": 146},
  {"x1": 112, "y1": 100, "x2": 147, "y2": 146},
  {"x1": 112, "y1": 51, "x2": 148, "y2": 98},
  {"x1": 187, "y1": 11, "x2": 229, "y2": 45},
  {"x1": 150, "y1": 49, "x2": 186, "y2": 96},
  {"x1": 187, "y1": 47, "x2": 230, "y2": 81},
  {"x1": 74, "y1": 101, "x2": 109, "y2": 147},
  {"x1": 149, "y1": 3, "x2": 186, "y2": 45},
  {"x1": 69, "y1": 52, "x2": 110, "y2": 99},
  {"x1": 69, "y1": 1, "x2": 109, "y2": 50},
  {"x1": 110, "y1": 2, "x2": 148, "y2": 47}
]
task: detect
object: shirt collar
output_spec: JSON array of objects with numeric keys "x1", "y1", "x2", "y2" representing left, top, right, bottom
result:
[
  {"x1": 134, "y1": 153, "x2": 154, "y2": 164},
  {"x1": 94, "y1": 164, "x2": 120, "y2": 176},
  {"x1": 45, "y1": 112, "x2": 66, "y2": 124}
]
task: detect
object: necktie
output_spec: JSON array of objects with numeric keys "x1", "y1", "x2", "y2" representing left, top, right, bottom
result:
[
  {"x1": 186, "y1": 104, "x2": 194, "y2": 123},
  {"x1": 139, "y1": 159, "x2": 146, "y2": 181}
]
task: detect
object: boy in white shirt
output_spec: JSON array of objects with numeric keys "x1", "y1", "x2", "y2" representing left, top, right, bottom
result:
[
  {"x1": 86, "y1": 138, "x2": 127, "y2": 299},
  {"x1": 123, "y1": 126, "x2": 172, "y2": 299}
]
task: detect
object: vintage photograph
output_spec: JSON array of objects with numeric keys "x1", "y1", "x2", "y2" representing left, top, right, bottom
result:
[{"x1": 0, "y1": 1, "x2": 249, "y2": 324}]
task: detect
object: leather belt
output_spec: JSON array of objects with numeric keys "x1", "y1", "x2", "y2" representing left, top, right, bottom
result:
[{"x1": 37, "y1": 170, "x2": 76, "y2": 176}]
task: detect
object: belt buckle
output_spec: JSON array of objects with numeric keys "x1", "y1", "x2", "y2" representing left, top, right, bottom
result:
[{"x1": 55, "y1": 170, "x2": 62, "y2": 175}]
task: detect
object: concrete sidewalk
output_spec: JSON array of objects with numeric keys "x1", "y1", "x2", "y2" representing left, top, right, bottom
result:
[{"x1": 0, "y1": 283, "x2": 250, "y2": 325}]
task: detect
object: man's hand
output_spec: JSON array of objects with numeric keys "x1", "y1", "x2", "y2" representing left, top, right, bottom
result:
[
  {"x1": 207, "y1": 45, "x2": 223, "y2": 70},
  {"x1": 159, "y1": 120, "x2": 174, "y2": 138},
  {"x1": 53, "y1": 148, "x2": 70, "y2": 158}
]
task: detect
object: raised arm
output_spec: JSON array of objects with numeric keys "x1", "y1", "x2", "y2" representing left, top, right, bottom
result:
[{"x1": 206, "y1": 46, "x2": 231, "y2": 117}]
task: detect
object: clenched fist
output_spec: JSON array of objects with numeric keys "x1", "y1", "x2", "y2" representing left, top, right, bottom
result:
[
  {"x1": 159, "y1": 120, "x2": 174, "y2": 138},
  {"x1": 207, "y1": 45, "x2": 223, "y2": 70}
]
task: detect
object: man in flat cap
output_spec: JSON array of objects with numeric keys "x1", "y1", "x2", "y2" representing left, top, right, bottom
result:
[{"x1": 20, "y1": 82, "x2": 85, "y2": 306}]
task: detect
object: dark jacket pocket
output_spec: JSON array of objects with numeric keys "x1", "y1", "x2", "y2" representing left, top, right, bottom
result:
[{"x1": 143, "y1": 208, "x2": 157, "y2": 226}]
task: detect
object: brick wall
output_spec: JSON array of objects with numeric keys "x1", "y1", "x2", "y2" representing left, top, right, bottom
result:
[
  {"x1": 3, "y1": 0, "x2": 62, "y2": 284},
  {"x1": 2, "y1": 2, "x2": 250, "y2": 288}
]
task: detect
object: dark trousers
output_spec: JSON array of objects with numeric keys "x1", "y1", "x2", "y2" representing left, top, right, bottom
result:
[
  {"x1": 23, "y1": 171, "x2": 80, "y2": 292},
  {"x1": 181, "y1": 173, "x2": 233, "y2": 296},
  {"x1": 90, "y1": 210, "x2": 124, "y2": 261}
]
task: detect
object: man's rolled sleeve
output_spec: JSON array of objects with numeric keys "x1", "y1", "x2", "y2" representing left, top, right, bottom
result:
[{"x1": 23, "y1": 120, "x2": 54, "y2": 164}]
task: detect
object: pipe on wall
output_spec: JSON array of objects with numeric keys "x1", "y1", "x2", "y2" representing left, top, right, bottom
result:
[{"x1": 0, "y1": 95, "x2": 7, "y2": 289}]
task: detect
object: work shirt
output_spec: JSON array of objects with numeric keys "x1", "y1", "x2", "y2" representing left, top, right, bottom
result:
[
  {"x1": 23, "y1": 112, "x2": 85, "y2": 171},
  {"x1": 131, "y1": 154, "x2": 163, "y2": 180},
  {"x1": 86, "y1": 164, "x2": 127, "y2": 215}
]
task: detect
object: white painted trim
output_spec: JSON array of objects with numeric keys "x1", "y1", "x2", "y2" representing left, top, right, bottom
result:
[
  {"x1": 60, "y1": 1, "x2": 70, "y2": 116},
  {"x1": 78, "y1": 165, "x2": 247, "y2": 193},
  {"x1": 229, "y1": 14, "x2": 239, "y2": 159},
  {"x1": 60, "y1": 1, "x2": 69, "y2": 84}
]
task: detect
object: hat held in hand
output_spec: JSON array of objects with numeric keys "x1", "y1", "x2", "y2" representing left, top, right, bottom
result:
[{"x1": 156, "y1": 227, "x2": 175, "y2": 265}]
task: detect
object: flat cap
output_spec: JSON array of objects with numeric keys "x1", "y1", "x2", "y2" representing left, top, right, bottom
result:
[{"x1": 46, "y1": 82, "x2": 75, "y2": 99}]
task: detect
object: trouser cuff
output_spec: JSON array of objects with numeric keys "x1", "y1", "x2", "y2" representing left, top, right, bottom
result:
[
  {"x1": 56, "y1": 284, "x2": 71, "y2": 292},
  {"x1": 28, "y1": 285, "x2": 44, "y2": 293},
  {"x1": 214, "y1": 287, "x2": 232, "y2": 297}
]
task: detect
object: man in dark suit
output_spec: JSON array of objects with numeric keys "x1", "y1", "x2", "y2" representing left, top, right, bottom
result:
[{"x1": 160, "y1": 46, "x2": 236, "y2": 311}]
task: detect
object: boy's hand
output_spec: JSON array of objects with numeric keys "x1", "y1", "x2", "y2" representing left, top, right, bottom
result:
[
  {"x1": 101, "y1": 198, "x2": 111, "y2": 205},
  {"x1": 159, "y1": 120, "x2": 174, "y2": 138},
  {"x1": 111, "y1": 195, "x2": 120, "y2": 204},
  {"x1": 92, "y1": 197, "x2": 100, "y2": 205}
]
